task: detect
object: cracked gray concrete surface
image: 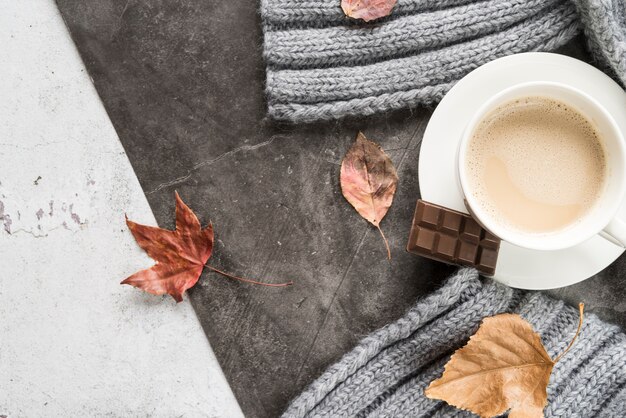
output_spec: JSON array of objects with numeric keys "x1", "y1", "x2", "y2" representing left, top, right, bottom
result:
[
  {"x1": 147, "y1": 137, "x2": 279, "y2": 195},
  {"x1": 55, "y1": 1, "x2": 626, "y2": 417}
]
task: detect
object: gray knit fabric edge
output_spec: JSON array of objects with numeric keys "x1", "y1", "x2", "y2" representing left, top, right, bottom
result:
[
  {"x1": 261, "y1": 0, "x2": 625, "y2": 123},
  {"x1": 572, "y1": 0, "x2": 626, "y2": 87},
  {"x1": 281, "y1": 268, "x2": 626, "y2": 417}
]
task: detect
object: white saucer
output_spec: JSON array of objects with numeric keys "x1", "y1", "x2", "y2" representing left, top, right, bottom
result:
[{"x1": 419, "y1": 52, "x2": 626, "y2": 290}]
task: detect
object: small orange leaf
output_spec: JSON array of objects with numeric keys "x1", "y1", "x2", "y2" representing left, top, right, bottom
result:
[
  {"x1": 340, "y1": 132, "x2": 398, "y2": 258},
  {"x1": 341, "y1": 0, "x2": 397, "y2": 22},
  {"x1": 426, "y1": 304, "x2": 585, "y2": 418},
  {"x1": 122, "y1": 192, "x2": 213, "y2": 302}
]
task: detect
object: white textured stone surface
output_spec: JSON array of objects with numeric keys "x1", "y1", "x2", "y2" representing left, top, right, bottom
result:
[{"x1": 0, "y1": 1, "x2": 243, "y2": 417}]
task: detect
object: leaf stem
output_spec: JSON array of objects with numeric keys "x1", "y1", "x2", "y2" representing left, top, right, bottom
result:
[
  {"x1": 204, "y1": 264, "x2": 293, "y2": 287},
  {"x1": 553, "y1": 303, "x2": 584, "y2": 363},
  {"x1": 377, "y1": 225, "x2": 391, "y2": 260}
]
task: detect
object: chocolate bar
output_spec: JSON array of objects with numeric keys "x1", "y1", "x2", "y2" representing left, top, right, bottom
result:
[{"x1": 406, "y1": 200, "x2": 501, "y2": 275}]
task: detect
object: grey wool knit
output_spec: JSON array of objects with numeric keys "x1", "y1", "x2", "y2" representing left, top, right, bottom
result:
[
  {"x1": 261, "y1": 0, "x2": 626, "y2": 123},
  {"x1": 573, "y1": 0, "x2": 626, "y2": 87},
  {"x1": 281, "y1": 268, "x2": 626, "y2": 417}
]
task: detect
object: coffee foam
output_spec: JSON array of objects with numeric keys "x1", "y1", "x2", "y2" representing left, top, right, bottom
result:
[{"x1": 466, "y1": 96, "x2": 607, "y2": 234}]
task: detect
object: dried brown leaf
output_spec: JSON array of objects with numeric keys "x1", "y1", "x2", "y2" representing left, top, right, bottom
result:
[
  {"x1": 122, "y1": 191, "x2": 213, "y2": 303},
  {"x1": 340, "y1": 132, "x2": 398, "y2": 258},
  {"x1": 122, "y1": 192, "x2": 292, "y2": 302},
  {"x1": 341, "y1": 0, "x2": 397, "y2": 22},
  {"x1": 426, "y1": 304, "x2": 584, "y2": 418}
]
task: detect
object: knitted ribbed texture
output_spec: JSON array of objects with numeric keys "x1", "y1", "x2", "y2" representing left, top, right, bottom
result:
[
  {"x1": 261, "y1": 0, "x2": 581, "y2": 122},
  {"x1": 262, "y1": 1, "x2": 626, "y2": 123},
  {"x1": 282, "y1": 268, "x2": 626, "y2": 417},
  {"x1": 572, "y1": 0, "x2": 626, "y2": 87}
]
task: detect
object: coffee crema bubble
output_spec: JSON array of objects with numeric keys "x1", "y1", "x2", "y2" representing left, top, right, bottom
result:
[{"x1": 466, "y1": 96, "x2": 607, "y2": 234}]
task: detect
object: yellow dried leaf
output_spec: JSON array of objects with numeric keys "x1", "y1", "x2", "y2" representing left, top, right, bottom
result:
[{"x1": 426, "y1": 304, "x2": 584, "y2": 418}]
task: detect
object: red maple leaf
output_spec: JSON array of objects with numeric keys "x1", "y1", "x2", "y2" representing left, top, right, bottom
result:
[
  {"x1": 122, "y1": 192, "x2": 214, "y2": 302},
  {"x1": 122, "y1": 192, "x2": 291, "y2": 302}
]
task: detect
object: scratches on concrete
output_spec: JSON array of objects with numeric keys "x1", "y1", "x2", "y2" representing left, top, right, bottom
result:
[
  {"x1": 110, "y1": 0, "x2": 132, "y2": 41},
  {"x1": 293, "y1": 228, "x2": 370, "y2": 386},
  {"x1": 146, "y1": 136, "x2": 281, "y2": 195},
  {"x1": 11, "y1": 224, "x2": 71, "y2": 239}
]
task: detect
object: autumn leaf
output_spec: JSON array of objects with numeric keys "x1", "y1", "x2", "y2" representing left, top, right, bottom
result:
[
  {"x1": 425, "y1": 304, "x2": 585, "y2": 418},
  {"x1": 122, "y1": 191, "x2": 292, "y2": 302},
  {"x1": 340, "y1": 132, "x2": 398, "y2": 259},
  {"x1": 341, "y1": 0, "x2": 397, "y2": 22},
  {"x1": 121, "y1": 192, "x2": 213, "y2": 302}
]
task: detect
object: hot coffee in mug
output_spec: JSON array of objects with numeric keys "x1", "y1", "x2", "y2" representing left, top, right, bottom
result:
[
  {"x1": 465, "y1": 96, "x2": 606, "y2": 233},
  {"x1": 458, "y1": 82, "x2": 626, "y2": 251}
]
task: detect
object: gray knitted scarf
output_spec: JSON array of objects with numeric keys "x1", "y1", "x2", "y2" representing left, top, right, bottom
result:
[
  {"x1": 261, "y1": 0, "x2": 626, "y2": 123},
  {"x1": 282, "y1": 269, "x2": 626, "y2": 417}
]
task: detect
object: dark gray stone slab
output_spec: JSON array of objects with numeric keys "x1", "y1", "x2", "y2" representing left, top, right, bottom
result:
[{"x1": 55, "y1": 1, "x2": 625, "y2": 416}]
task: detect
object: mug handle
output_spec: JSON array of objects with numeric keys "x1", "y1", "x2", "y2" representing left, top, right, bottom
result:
[{"x1": 600, "y1": 217, "x2": 626, "y2": 248}]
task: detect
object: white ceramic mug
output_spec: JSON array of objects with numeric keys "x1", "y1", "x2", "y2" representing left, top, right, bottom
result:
[{"x1": 457, "y1": 81, "x2": 626, "y2": 251}]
